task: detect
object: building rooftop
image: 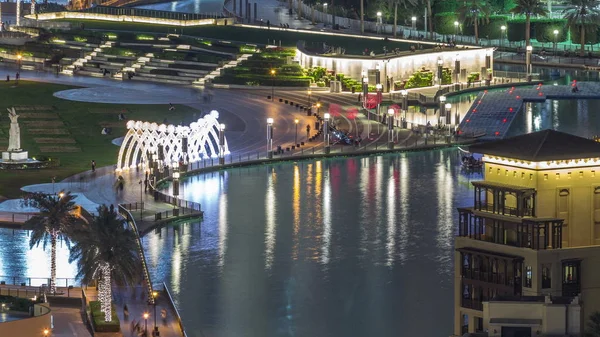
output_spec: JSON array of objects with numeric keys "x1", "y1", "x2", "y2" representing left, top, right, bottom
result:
[{"x1": 469, "y1": 129, "x2": 600, "y2": 161}]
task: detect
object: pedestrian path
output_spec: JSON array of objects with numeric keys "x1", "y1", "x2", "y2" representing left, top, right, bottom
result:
[{"x1": 458, "y1": 81, "x2": 600, "y2": 140}]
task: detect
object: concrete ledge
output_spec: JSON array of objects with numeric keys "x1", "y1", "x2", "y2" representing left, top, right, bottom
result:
[
  {"x1": 495, "y1": 59, "x2": 587, "y2": 70},
  {"x1": 207, "y1": 83, "x2": 327, "y2": 90}
]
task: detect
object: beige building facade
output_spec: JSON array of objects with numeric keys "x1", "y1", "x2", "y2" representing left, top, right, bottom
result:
[{"x1": 454, "y1": 130, "x2": 600, "y2": 336}]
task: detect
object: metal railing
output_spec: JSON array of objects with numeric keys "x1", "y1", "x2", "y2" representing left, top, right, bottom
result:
[
  {"x1": 81, "y1": 5, "x2": 226, "y2": 20},
  {"x1": 0, "y1": 276, "x2": 79, "y2": 287},
  {"x1": 162, "y1": 282, "x2": 188, "y2": 337},
  {"x1": 0, "y1": 212, "x2": 35, "y2": 224},
  {"x1": 120, "y1": 202, "x2": 145, "y2": 212},
  {"x1": 117, "y1": 205, "x2": 155, "y2": 305},
  {"x1": 0, "y1": 286, "x2": 43, "y2": 299},
  {"x1": 154, "y1": 207, "x2": 199, "y2": 221}
]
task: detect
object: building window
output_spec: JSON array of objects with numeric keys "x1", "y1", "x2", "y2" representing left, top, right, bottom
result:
[
  {"x1": 562, "y1": 260, "x2": 581, "y2": 296},
  {"x1": 542, "y1": 264, "x2": 551, "y2": 289},
  {"x1": 525, "y1": 265, "x2": 532, "y2": 288}
]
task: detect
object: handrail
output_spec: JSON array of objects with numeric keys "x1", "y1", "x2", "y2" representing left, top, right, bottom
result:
[
  {"x1": 162, "y1": 282, "x2": 188, "y2": 337},
  {"x1": 117, "y1": 205, "x2": 155, "y2": 305}
]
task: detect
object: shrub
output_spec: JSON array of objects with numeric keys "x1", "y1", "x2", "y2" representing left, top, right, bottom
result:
[
  {"x1": 0, "y1": 295, "x2": 33, "y2": 312},
  {"x1": 316, "y1": 81, "x2": 326, "y2": 87},
  {"x1": 89, "y1": 301, "x2": 120, "y2": 333},
  {"x1": 464, "y1": 15, "x2": 507, "y2": 40},
  {"x1": 442, "y1": 68, "x2": 452, "y2": 85},
  {"x1": 405, "y1": 70, "x2": 433, "y2": 89},
  {"x1": 136, "y1": 34, "x2": 154, "y2": 41},
  {"x1": 434, "y1": 12, "x2": 458, "y2": 35},
  {"x1": 467, "y1": 72, "x2": 481, "y2": 82}
]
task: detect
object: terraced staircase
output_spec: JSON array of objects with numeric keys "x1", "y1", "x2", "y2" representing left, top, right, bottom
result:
[
  {"x1": 193, "y1": 54, "x2": 252, "y2": 86},
  {"x1": 62, "y1": 41, "x2": 117, "y2": 76}
]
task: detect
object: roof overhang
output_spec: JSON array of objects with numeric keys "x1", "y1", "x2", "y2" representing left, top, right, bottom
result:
[{"x1": 483, "y1": 155, "x2": 600, "y2": 171}]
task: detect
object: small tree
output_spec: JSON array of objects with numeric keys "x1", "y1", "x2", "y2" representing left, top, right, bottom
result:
[
  {"x1": 457, "y1": 0, "x2": 491, "y2": 45},
  {"x1": 562, "y1": 0, "x2": 600, "y2": 57},
  {"x1": 69, "y1": 205, "x2": 142, "y2": 322},
  {"x1": 25, "y1": 191, "x2": 79, "y2": 294}
]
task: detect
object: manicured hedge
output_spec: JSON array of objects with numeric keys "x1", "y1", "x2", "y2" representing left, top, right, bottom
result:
[
  {"x1": 150, "y1": 69, "x2": 180, "y2": 76},
  {"x1": 89, "y1": 301, "x2": 120, "y2": 333},
  {"x1": 534, "y1": 19, "x2": 568, "y2": 42},
  {"x1": 434, "y1": 12, "x2": 458, "y2": 35},
  {"x1": 570, "y1": 25, "x2": 599, "y2": 45},
  {"x1": 212, "y1": 75, "x2": 311, "y2": 87},
  {"x1": 507, "y1": 18, "x2": 568, "y2": 42},
  {"x1": 463, "y1": 15, "x2": 507, "y2": 40}
]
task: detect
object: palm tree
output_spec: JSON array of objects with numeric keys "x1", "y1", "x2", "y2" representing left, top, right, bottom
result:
[
  {"x1": 392, "y1": 0, "x2": 418, "y2": 37},
  {"x1": 426, "y1": 0, "x2": 433, "y2": 39},
  {"x1": 511, "y1": 0, "x2": 548, "y2": 47},
  {"x1": 457, "y1": 0, "x2": 491, "y2": 45},
  {"x1": 25, "y1": 191, "x2": 79, "y2": 294},
  {"x1": 563, "y1": 0, "x2": 600, "y2": 57},
  {"x1": 69, "y1": 205, "x2": 142, "y2": 322}
]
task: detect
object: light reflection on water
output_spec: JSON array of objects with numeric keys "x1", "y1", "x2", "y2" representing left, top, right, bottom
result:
[
  {"x1": 143, "y1": 150, "x2": 476, "y2": 337},
  {"x1": 0, "y1": 228, "x2": 77, "y2": 285}
]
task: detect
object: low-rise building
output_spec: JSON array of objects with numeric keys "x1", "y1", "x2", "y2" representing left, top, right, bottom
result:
[{"x1": 454, "y1": 129, "x2": 600, "y2": 337}]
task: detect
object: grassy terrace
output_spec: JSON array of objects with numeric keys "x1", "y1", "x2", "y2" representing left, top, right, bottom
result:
[
  {"x1": 0, "y1": 81, "x2": 201, "y2": 199},
  {"x1": 55, "y1": 21, "x2": 414, "y2": 55}
]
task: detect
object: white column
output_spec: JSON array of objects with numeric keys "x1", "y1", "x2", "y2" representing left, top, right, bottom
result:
[
  {"x1": 31, "y1": 0, "x2": 35, "y2": 16},
  {"x1": 16, "y1": 0, "x2": 21, "y2": 26}
]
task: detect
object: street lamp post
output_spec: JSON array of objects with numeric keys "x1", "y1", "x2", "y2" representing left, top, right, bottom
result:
[
  {"x1": 316, "y1": 101, "x2": 321, "y2": 115},
  {"x1": 439, "y1": 95, "x2": 446, "y2": 127},
  {"x1": 270, "y1": 69, "x2": 276, "y2": 101},
  {"x1": 525, "y1": 45, "x2": 533, "y2": 81},
  {"x1": 138, "y1": 180, "x2": 143, "y2": 219},
  {"x1": 553, "y1": 29, "x2": 559, "y2": 56},
  {"x1": 500, "y1": 25, "x2": 506, "y2": 49},
  {"x1": 218, "y1": 123, "x2": 225, "y2": 165},
  {"x1": 437, "y1": 59, "x2": 443, "y2": 90},
  {"x1": 411, "y1": 16, "x2": 416, "y2": 36},
  {"x1": 454, "y1": 55, "x2": 461, "y2": 89},
  {"x1": 267, "y1": 118, "x2": 274, "y2": 159},
  {"x1": 400, "y1": 89, "x2": 408, "y2": 128},
  {"x1": 323, "y1": 113, "x2": 331, "y2": 154},
  {"x1": 375, "y1": 83, "x2": 382, "y2": 123},
  {"x1": 387, "y1": 108, "x2": 394, "y2": 150},
  {"x1": 152, "y1": 291, "x2": 158, "y2": 334},
  {"x1": 376, "y1": 11, "x2": 382, "y2": 34},
  {"x1": 43, "y1": 328, "x2": 49, "y2": 337},
  {"x1": 294, "y1": 118, "x2": 299, "y2": 146},
  {"x1": 323, "y1": 3, "x2": 328, "y2": 25},
  {"x1": 307, "y1": 89, "x2": 312, "y2": 107},
  {"x1": 172, "y1": 169, "x2": 180, "y2": 213},
  {"x1": 445, "y1": 103, "x2": 452, "y2": 133},
  {"x1": 143, "y1": 313, "x2": 149, "y2": 337},
  {"x1": 454, "y1": 21, "x2": 459, "y2": 41},
  {"x1": 17, "y1": 54, "x2": 22, "y2": 80}
]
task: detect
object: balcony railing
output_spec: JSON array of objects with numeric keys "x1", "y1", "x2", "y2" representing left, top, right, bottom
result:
[
  {"x1": 461, "y1": 298, "x2": 483, "y2": 311},
  {"x1": 474, "y1": 202, "x2": 533, "y2": 217}
]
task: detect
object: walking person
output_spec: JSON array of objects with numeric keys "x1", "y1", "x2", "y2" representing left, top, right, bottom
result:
[
  {"x1": 91, "y1": 160, "x2": 96, "y2": 172},
  {"x1": 161, "y1": 308, "x2": 168, "y2": 326},
  {"x1": 123, "y1": 304, "x2": 129, "y2": 321}
]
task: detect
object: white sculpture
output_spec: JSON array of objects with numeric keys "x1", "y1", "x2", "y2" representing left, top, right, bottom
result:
[
  {"x1": 7, "y1": 108, "x2": 21, "y2": 151},
  {"x1": 2, "y1": 107, "x2": 28, "y2": 161},
  {"x1": 116, "y1": 110, "x2": 230, "y2": 171}
]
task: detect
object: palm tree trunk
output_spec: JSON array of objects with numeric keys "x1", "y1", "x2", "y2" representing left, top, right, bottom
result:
[
  {"x1": 474, "y1": 19, "x2": 479, "y2": 45},
  {"x1": 427, "y1": 0, "x2": 433, "y2": 40},
  {"x1": 393, "y1": 2, "x2": 397, "y2": 37},
  {"x1": 580, "y1": 25, "x2": 586, "y2": 57},
  {"x1": 525, "y1": 14, "x2": 531, "y2": 46},
  {"x1": 331, "y1": 0, "x2": 335, "y2": 28},
  {"x1": 50, "y1": 233, "x2": 57, "y2": 294},
  {"x1": 100, "y1": 264, "x2": 112, "y2": 322},
  {"x1": 360, "y1": 0, "x2": 364, "y2": 34}
]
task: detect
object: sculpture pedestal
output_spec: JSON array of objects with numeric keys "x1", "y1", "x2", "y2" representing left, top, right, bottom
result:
[{"x1": 2, "y1": 150, "x2": 28, "y2": 161}]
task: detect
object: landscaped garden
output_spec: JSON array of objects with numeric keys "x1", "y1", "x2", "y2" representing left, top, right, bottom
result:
[
  {"x1": 0, "y1": 81, "x2": 202, "y2": 199},
  {"x1": 213, "y1": 47, "x2": 312, "y2": 86}
]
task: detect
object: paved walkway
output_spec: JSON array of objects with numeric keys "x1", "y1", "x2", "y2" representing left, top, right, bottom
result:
[{"x1": 458, "y1": 81, "x2": 600, "y2": 140}]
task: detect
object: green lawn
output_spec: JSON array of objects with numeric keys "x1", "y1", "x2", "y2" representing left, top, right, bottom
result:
[
  {"x1": 0, "y1": 81, "x2": 201, "y2": 199},
  {"x1": 57, "y1": 22, "x2": 413, "y2": 55}
]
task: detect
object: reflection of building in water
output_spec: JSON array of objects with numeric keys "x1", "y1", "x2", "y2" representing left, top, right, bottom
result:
[{"x1": 453, "y1": 130, "x2": 600, "y2": 337}]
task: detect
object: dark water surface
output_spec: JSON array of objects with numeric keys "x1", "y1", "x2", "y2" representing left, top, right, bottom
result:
[{"x1": 144, "y1": 150, "x2": 476, "y2": 337}]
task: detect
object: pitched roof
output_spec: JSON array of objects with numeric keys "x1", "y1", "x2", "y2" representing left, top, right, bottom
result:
[{"x1": 468, "y1": 129, "x2": 600, "y2": 161}]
